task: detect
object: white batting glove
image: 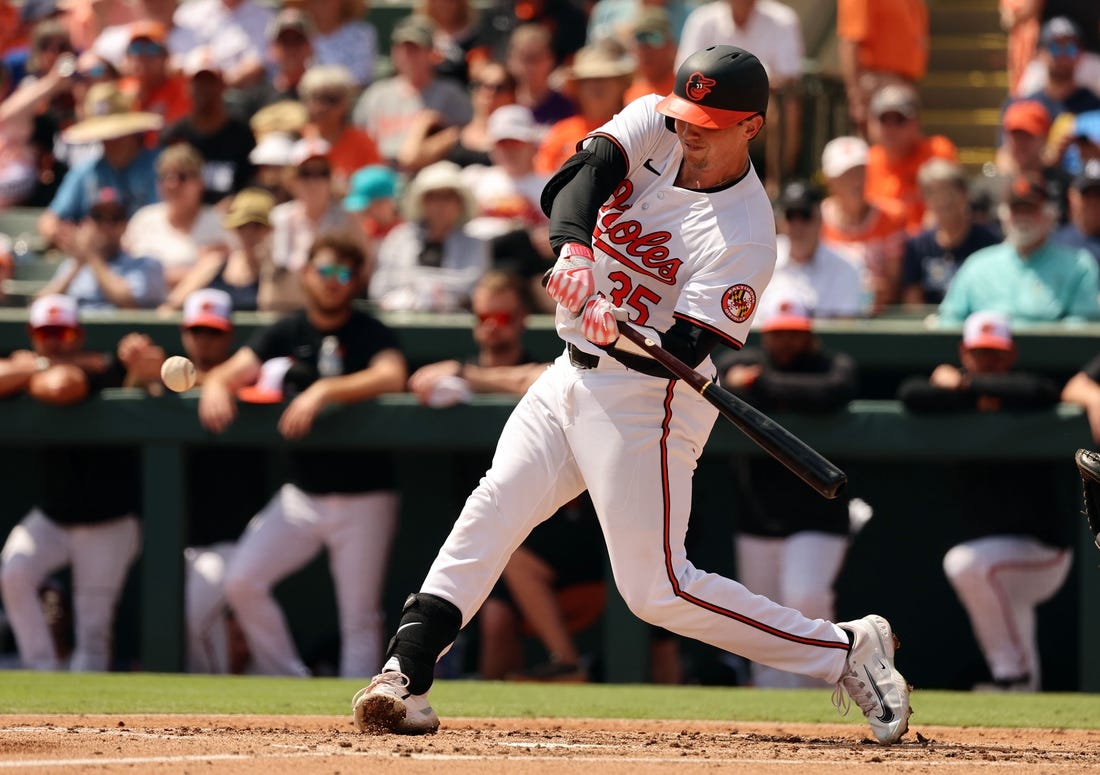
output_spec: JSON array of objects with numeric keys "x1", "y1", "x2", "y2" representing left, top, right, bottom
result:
[
  {"x1": 581, "y1": 295, "x2": 621, "y2": 346},
  {"x1": 544, "y1": 242, "x2": 595, "y2": 314}
]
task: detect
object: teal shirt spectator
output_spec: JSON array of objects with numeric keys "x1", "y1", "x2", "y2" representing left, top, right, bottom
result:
[
  {"x1": 47, "y1": 148, "x2": 161, "y2": 222},
  {"x1": 938, "y1": 240, "x2": 1100, "y2": 324}
]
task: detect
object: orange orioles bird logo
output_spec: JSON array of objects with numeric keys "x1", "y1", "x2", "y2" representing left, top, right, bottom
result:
[{"x1": 685, "y1": 72, "x2": 716, "y2": 102}]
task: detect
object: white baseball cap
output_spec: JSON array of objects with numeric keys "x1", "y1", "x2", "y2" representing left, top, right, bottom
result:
[
  {"x1": 238, "y1": 356, "x2": 293, "y2": 403},
  {"x1": 962, "y1": 310, "x2": 1013, "y2": 351},
  {"x1": 486, "y1": 105, "x2": 540, "y2": 144},
  {"x1": 29, "y1": 294, "x2": 79, "y2": 330},
  {"x1": 288, "y1": 136, "x2": 331, "y2": 167},
  {"x1": 182, "y1": 288, "x2": 233, "y2": 331},
  {"x1": 821, "y1": 136, "x2": 869, "y2": 179},
  {"x1": 249, "y1": 132, "x2": 295, "y2": 166}
]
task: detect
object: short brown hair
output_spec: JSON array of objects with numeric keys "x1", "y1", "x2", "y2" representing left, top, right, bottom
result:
[{"x1": 307, "y1": 233, "x2": 366, "y2": 273}]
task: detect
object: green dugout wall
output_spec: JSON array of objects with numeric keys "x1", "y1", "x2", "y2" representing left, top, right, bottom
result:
[{"x1": 0, "y1": 312, "x2": 1099, "y2": 689}]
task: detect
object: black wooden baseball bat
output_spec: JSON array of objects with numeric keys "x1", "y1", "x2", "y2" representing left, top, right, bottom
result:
[{"x1": 616, "y1": 322, "x2": 848, "y2": 499}]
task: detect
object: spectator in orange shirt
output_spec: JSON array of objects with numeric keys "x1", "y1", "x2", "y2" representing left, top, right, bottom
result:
[
  {"x1": 118, "y1": 22, "x2": 192, "y2": 129},
  {"x1": 534, "y1": 39, "x2": 634, "y2": 175},
  {"x1": 0, "y1": 0, "x2": 28, "y2": 58},
  {"x1": 865, "y1": 83, "x2": 958, "y2": 233},
  {"x1": 623, "y1": 7, "x2": 676, "y2": 106},
  {"x1": 299, "y1": 64, "x2": 382, "y2": 197},
  {"x1": 1001, "y1": 0, "x2": 1042, "y2": 97},
  {"x1": 837, "y1": 0, "x2": 928, "y2": 135},
  {"x1": 819, "y1": 135, "x2": 908, "y2": 314}
]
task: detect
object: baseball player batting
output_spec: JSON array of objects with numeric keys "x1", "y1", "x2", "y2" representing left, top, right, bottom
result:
[{"x1": 352, "y1": 45, "x2": 911, "y2": 744}]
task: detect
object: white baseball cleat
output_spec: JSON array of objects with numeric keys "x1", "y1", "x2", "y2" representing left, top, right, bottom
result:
[
  {"x1": 833, "y1": 614, "x2": 912, "y2": 744},
  {"x1": 352, "y1": 671, "x2": 440, "y2": 734}
]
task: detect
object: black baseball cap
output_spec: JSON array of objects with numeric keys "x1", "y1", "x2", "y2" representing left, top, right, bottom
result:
[
  {"x1": 778, "y1": 180, "x2": 821, "y2": 214},
  {"x1": 656, "y1": 45, "x2": 769, "y2": 129},
  {"x1": 1073, "y1": 159, "x2": 1100, "y2": 192}
]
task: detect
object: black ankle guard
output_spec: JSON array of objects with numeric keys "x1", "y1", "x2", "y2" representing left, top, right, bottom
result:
[{"x1": 386, "y1": 592, "x2": 462, "y2": 695}]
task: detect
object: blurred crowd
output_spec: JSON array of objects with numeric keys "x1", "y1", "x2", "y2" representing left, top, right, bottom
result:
[{"x1": 0, "y1": 0, "x2": 1099, "y2": 692}]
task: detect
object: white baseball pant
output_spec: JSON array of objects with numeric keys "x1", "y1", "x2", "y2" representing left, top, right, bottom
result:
[
  {"x1": 421, "y1": 354, "x2": 852, "y2": 682},
  {"x1": 185, "y1": 541, "x2": 237, "y2": 674},
  {"x1": 0, "y1": 510, "x2": 140, "y2": 671},
  {"x1": 223, "y1": 484, "x2": 399, "y2": 678},
  {"x1": 943, "y1": 535, "x2": 1072, "y2": 688},
  {"x1": 735, "y1": 532, "x2": 849, "y2": 688}
]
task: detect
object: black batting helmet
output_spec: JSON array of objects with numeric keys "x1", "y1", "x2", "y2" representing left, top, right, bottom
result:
[{"x1": 656, "y1": 45, "x2": 770, "y2": 129}]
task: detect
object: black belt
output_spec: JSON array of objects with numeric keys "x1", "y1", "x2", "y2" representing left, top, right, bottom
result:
[{"x1": 567, "y1": 343, "x2": 601, "y2": 369}]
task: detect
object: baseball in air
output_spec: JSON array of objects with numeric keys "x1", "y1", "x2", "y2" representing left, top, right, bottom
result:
[{"x1": 161, "y1": 356, "x2": 197, "y2": 392}]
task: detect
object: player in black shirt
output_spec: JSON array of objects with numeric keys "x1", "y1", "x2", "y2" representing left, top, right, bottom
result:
[
  {"x1": 198, "y1": 234, "x2": 407, "y2": 677},
  {"x1": 716, "y1": 296, "x2": 858, "y2": 688},
  {"x1": 0, "y1": 294, "x2": 143, "y2": 672}
]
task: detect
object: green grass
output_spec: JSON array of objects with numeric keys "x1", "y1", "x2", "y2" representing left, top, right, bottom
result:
[{"x1": 1, "y1": 672, "x2": 1099, "y2": 730}]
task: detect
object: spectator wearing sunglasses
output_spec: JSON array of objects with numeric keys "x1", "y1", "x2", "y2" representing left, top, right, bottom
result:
[
  {"x1": 124, "y1": 143, "x2": 230, "y2": 290},
  {"x1": 90, "y1": 0, "x2": 190, "y2": 73},
  {"x1": 0, "y1": 293, "x2": 147, "y2": 671},
  {"x1": 117, "y1": 22, "x2": 191, "y2": 127},
  {"x1": 761, "y1": 181, "x2": 865, "y2": 320},
  {"x1": 587, "y1": 0, "x2": 696, "y2": 47},
  {"x1": 198, "y1": 234, "x2": 408, "y2": 678},
  {"x1": 38, "y1": 186, "x2": 166, "y2": 310},
  {"x1": 299, "y1": 65, "x2": 382, "y2": 196},
  {"x1": 1016, "y1": 16, "x2": 1100, "y2": 104},
  {"x1": 622, "y1": 7, "x2": 676, "y2": 106},
  {"x1": 270, "y1": 137, "x2": 367, "y2": 311},
  {"x1": 865, "y1": 83, "x2": 958, "y2": 233}
]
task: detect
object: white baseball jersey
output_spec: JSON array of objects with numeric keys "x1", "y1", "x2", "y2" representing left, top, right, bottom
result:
[
  {"x1": 558, "y1": 94, "x2": 778, "y2": 361},
  {"x1": 416, "y1": 94, "x2": 855, "y2": 687}
]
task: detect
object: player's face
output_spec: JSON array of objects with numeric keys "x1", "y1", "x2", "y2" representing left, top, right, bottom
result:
[
  {"x1": 921, "y1": 180, "x2": 967, "y2": 226},
  {"x1": 960, "y1": 346, "x2": 1015, "y2": 375},
  {"x1": 673, "y1": 117, "x2": 760, "y2": 178},
  {"x1": 761, "y1": 329, "x2": 813, "y2": 368},
  {"x1": 181, "y1": 325, "x2": 233, "y2": 372},
  {"x1": 30, "y1": 325, "x2": 83, "y2": 358}
]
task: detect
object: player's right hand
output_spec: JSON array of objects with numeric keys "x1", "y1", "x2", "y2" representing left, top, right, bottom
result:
[
  {"x1": 198, "y1": 380, "x2": 237, "y2": 434},
  {"x1": 544, "y1": 242, "x2": 595, "y2": 315}
]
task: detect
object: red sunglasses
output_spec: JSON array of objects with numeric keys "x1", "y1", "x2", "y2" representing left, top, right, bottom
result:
[{"x1": 476, "y1": 311, "x2": 514, "y2": 326}]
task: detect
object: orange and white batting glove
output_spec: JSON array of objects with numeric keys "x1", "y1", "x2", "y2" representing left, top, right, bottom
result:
[
  {"x1": 544, "y1": 242, "x2": 594, "y2": 314},
  {"x1": 581, "y1": 295, "x2": 621, "y2": 346}
]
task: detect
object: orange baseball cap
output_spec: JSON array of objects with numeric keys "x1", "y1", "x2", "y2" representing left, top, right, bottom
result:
[{"x1": 1002, "y1": 100, "x2": 1052, "y2": 138}]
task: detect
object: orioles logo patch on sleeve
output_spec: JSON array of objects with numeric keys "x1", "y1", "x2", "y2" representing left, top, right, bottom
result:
[{"x1": 722, "y1": 284, "x2": 757, "y2": 323}]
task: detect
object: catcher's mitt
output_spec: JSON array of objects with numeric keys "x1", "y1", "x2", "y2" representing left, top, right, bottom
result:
[{"x1": 1074, "y1": 449, "x2": 1100, "y2": 551}]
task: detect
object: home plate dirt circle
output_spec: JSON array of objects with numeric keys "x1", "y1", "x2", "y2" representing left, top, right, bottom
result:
[{"x1": 1, "y1": 715, "x2": 1097, "y2": 773}]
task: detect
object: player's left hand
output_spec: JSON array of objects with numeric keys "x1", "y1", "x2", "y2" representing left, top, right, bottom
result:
[
  {"x1": 581, "y1": 296, "x2": 621, "y2": 346},
  {"x1": 278, "y1": 384, "x2": 327, "y2": 439}
]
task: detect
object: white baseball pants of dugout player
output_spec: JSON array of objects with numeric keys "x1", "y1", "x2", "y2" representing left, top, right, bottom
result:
[{"x1": 0, "y1": 510, "x2": 140, "y2": 671}]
